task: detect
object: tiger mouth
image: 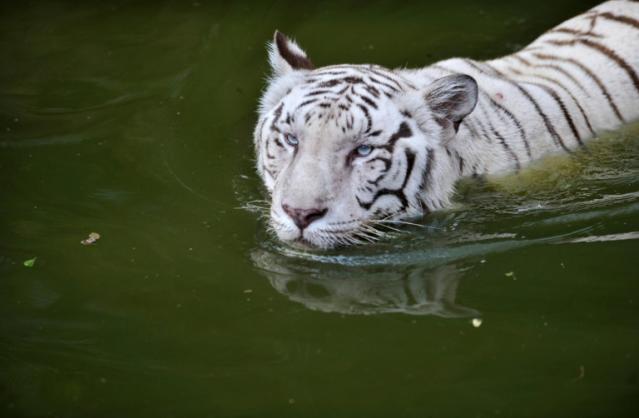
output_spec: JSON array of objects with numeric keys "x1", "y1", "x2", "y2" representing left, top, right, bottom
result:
[
  {"x1": 294, "y1": 227, "x2": 385, "y2": 249},
  {"x1": 284, "y1": 231, "x2": 353, "y2": 250},
  {"x1": 292, "y1": 236, "x2": 315, "y2": 248}
]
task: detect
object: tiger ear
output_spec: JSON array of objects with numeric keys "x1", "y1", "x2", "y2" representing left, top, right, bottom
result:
[
  {"x1": 268, "y1": 31, "x2": 314, "y2": 77},
  {"x1": 424, "y1": 74, "x2": 478, "y2": 138}
]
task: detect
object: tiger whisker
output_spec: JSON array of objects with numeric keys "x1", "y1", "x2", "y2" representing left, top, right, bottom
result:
[
  {"x1": 367, "y1": 221, "x2": 402, "y2": 233},
  {"x1": 360, "y1": 225, "x2": 387, "y2": 238},
  {"x1": 352, "y1": 229, "x2": 375, "y2": 241},
  {"x1": 374, "y1": 215, "x2": 445, "y2": 231},
  {"x1": 355, "y1": 232, "x2": 378, "y2": 243},
  {"x1": 376, "y1": 219, "x2": 424, "y2": 227}
]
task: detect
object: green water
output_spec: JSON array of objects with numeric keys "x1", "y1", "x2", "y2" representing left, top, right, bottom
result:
[{"x1": 1, "y1": 1, "x2": 638, "y2": 417}]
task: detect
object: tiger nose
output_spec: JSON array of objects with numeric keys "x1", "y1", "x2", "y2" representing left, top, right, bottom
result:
[{"x1": 282, "y1": 204, "x2": 328, "y2": 230}]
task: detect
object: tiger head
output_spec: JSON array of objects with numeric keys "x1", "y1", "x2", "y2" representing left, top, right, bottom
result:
[{"x1": 254, "y1": 31, "x2": 478, "y2": 248}]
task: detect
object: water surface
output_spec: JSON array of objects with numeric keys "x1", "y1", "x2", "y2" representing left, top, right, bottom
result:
[{"x1": 1, "y1": 1, "x2": 638, "y2": 417}]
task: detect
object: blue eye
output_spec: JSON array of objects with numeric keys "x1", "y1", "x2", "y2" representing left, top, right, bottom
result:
[
  {"x1": 355, "y1": 144, "x2": 373, "y2": 157},
  {"x1": 284, "y1": 133, "x2": 299, "y2": 146}
]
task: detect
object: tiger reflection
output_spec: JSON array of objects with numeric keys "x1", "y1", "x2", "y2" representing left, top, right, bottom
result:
[{"x1": 251, "y1": 249, "x2": 479, "y2": 317}]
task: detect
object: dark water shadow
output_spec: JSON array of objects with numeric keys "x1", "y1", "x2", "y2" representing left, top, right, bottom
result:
[{"x1": 251, "y1": 245, "x2": 479, "y2": 317}]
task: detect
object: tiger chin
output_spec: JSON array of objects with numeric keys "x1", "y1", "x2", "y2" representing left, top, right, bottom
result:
[{"x1": 253, "y1": 1, "x2": 639, "y2": 249}]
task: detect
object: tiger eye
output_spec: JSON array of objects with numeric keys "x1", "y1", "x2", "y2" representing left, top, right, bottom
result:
[
  {"x1": 284, "y1": 133, "x2": 299, "y2": 146},
  {"x1": 355, "y1": 144, "x2": 373, "y2": 157}
]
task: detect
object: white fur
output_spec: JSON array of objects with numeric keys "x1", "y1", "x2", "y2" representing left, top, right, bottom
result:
[{"x1": 254, "y1": 1, "x2": 639, "y2": 248}]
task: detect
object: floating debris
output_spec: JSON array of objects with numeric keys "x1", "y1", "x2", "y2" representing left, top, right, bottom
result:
[
  {"x1": 243, "y1": 289, "x2": 253, "y2": 294},
  {"x1": 81, "y1": 232, "x2": 101, "y2": 246},
  {"x1": 471, "y1": 318, "x2": 483, "y2": 328},
  {"x1": 23, "y1": 257, "x2": 37, "y2": 267}
]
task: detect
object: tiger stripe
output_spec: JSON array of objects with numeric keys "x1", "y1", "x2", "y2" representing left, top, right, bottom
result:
[
  {"x1": 507, "y1": 67, "x2": 596, "y2": 136},
  {"x1": 545, "y1": 38, "x2": 639, "y2": 94},
  {"x1": 513, "y1": 56, "x2": 590, "y2": 96},
  {"x1": 531, "y1": 52, "x2": 625, "y2": 122},
  {"x1": 467, "y1": 60, "x2": 572, "y2": 153},
  {"x1": 598, "y1": 11, "x2": 639, "y2": 30}
]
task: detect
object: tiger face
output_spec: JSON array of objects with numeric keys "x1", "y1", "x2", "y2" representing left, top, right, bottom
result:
[{"x1": 254, "y1": 32, "x2": 478, "y2": 248}]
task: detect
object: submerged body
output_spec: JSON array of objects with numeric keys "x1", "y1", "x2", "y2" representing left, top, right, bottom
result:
[{"x1": 254, "y1": 0, "x2": 639, "y2": 248}]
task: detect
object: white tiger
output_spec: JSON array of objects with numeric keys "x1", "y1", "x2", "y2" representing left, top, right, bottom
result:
[{"x1": 253, "y1": 0, "x2": 639, "y2": 249}]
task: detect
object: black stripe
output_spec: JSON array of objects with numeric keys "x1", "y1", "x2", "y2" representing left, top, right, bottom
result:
[
  {"x1": 598, "y1": 11, "x2": 639, "y2": 31},
  {"x1": 343, "y1": 76, "x2": 365, "y2": 84},
  {"x1": 477, "y1": 102, "x2": 522, "y2": 169},
  {"x1": 366, "y1": 67, "x2": 407, "y2": 90},
  {"x1": 539, "y1": 85, "x2": 584, "y2": 146},
  {"x1": 523, "y1": 73, "x2": 595, "y2": 137},
  {"x1": 270, "y1": 103, "x2": 284, "y2": 133},
  {"x1": 505, "y1": 66, "x2": 523, "y2": 76},
  {"x1": 548, "y1": 27, "x2": 603, "y2": 38},
  {"x1": 480, "y1": 61, "x2": 573, "y2": 154},
  {"x1": 357, "y1": 104, "x2": 373, "y2": 133},
  {"x1": 360, "y1": 95, "x2": 378, "y2": 109},
  {"x1": 457, "y1": 60, "x2": 531, "y2": 157},
  {"x1": 357, "y1": 149, "x2": 416, "y2": 211},
  {"x1": 546, "y1": 38, "x2": 639, "y2": 95},
  {"x1": 317, "y1": 79, "x2": 340, "y2": 88},
  {"x1": 364, "y1": 84, "x2": 381, "y2": 98},
  {"x1": 305, "y1": 89, "x2": 333, "y2": 97},
  {"x1": 368, "y1": 172, "x2": 387, "y2": 186},
  {"x1": 272, "y1": 137, "x2": 285, "y2": 148},
  {"x1": 454, "y1": 150, "x2": 465, "y2": 174},
  {"x1": 313, "y1": 70, "x2": 348, "y2": 77},
  {"x1": 366, "y1": 122, "x2": 413, "y2": 186},
  {"x1": 304, "y1": 112, "x2": 313, "y2": 124},
  {"x1": 490, "y1": 126, "x2": 521, "y2": 170},
  {"x1": 511, "y1": 55, "x2": 532, "y2": 66},
  {"x1": 519, "y1": 61, "x2": 590, "y2": 96},
  {"x1": 296, "y1": 98, "x2": 319, "y2": 110},
  {"x1": 380, "y1": 122, "x2": 412, "y2": 152},
  {"x1": 485, "y1": 94, "x2": 531, "y2": 158},
  {"x1": 470, "y1": 116, "x2": 493, "y2": 144},
  {"x1": 420, "y1": 149, "x2": 435, "y2": 190},
  {"x1": 416, "y1": 148, "x2": 435, "y2": 214},
  {"x1": 532, "y1": 52, "x2": 625, "y2": 122},
  {"x1": 316, "y1": 76, "x2": 367, "y2": 88},
  {"x1": 367, "y1": 76, "x2": 400, "y2": 93}
]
